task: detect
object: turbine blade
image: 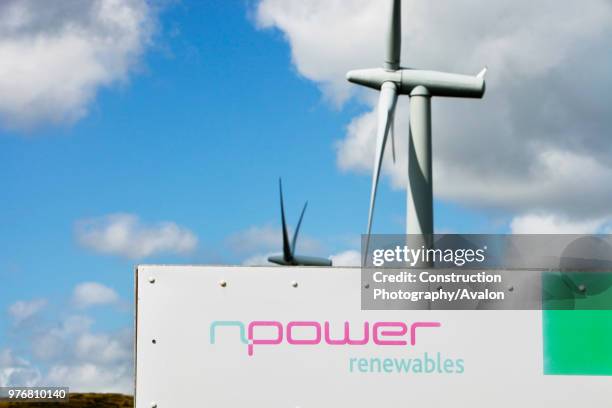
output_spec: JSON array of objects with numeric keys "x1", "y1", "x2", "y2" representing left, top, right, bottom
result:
[
  {"x1": 477, "y1": 66, "x2": 488, "y2": 78},
  {"x1": 291, "y1": 201, "x2": 308, "y2": 255},
  {"x1": 385, "y1": 0, "x2": 401, "y2": 70},
  {"x1": 279, "y1": 178, "x2": 292, "y2": 261},
  {"x1": 390, "y1": 114, "x2": 396, "y2": 163},
  {"x1": 365, "y1": 82, "x2": 398, "y2": 264}
]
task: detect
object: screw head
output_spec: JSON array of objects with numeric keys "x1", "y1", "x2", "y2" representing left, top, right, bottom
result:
[
  {"x1": 148, "y1": 277, "x2": 156, "y2": 284},
  {"x1": 219, "y1": 280, "x2": 227, "y2": 288},
  {"x1": 508, "y1": 286, "x2": 514, "y2": 292},
  {"x1": 578, "y1": 284, "x2": 586, "y2": 292},
  {"x1": 291, "y1": 280, "x2": 298, "y2": 288},
  {"x1": 364, "y1": 283, "x2": 370, "y2": 289}
]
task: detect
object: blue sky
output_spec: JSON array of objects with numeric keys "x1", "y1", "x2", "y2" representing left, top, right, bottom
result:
[
  {"x1": 0, "y1": 0, "x2": 499, "y2": 324},
  {"x1": 1, "y1": 0, "x2": 611, "y2": 393}
]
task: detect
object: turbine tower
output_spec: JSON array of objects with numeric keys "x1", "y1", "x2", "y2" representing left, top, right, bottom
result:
[{"x1": 346, "y1": 0, "x2": 486, "y2": 259}]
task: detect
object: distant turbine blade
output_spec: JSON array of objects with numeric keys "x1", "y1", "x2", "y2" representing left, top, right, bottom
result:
[
  {"x1": 279, "y1": 178, "x2": 292, "y2": 261},
  {"x1": 365, "y1": 82, "x2": 398, "y2": 264},
  {"x1": 385, "y1": 0, "x2": 401, "y2": 70},
  {"x1": 291, "y1": 201, "x2": 308, "y2": 255}
]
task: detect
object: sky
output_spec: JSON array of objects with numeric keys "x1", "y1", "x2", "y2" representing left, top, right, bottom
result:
[{"x1": 1, "y1": 0, "x2": 612, "y2": 393}]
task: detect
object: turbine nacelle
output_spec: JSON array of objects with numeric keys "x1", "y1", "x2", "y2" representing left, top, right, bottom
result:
[
  {"x1": 268, "y1": 254, "x2": 333, "y2": 267},
  {"x1": 346, "y1": 67, "x2": 486, "y2": 98}
]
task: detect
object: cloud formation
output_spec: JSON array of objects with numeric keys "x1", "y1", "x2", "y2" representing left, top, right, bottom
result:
[
  {"x1": 76, "y1": 213, "x2": 198, "y2": 259},
  {"x1": 256, "y1": 0, "x2": 612, "y2": 227},
  {"x1": 330, "y1": 249, "x2": 361, "y2": 266},
  {"x1": 2, "y1": 283, "x2": 132, "y2": 393},
  {"x1": 0, "y1": 0, "x2": 156, "y2": 130},
  {"x1": 509, "y1": 213, "x2": 611, "y2": 234},
  {"x1": 227, "y1": 224, "x2": 323, "y2": 265},
  {"x1": 72, "y1": 282, "x2": 119, "y2": 309},
  {"x1": 0, "y1": 348, "x2": 41, "y2": 387},
  {"x1": 8, "y1": 299, "x2": 47, "y2": 325},
  {"x1": 31, "y1": 316, "x2": 132, "y2": 393},
  {"x1": 241, "y1": 252, "x2": 277, "y2": 266}
]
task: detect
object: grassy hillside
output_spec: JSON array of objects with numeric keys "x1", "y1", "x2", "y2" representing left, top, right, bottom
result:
[{"x1": 0, "y1": 393, "x2": 133, "y2": 407}]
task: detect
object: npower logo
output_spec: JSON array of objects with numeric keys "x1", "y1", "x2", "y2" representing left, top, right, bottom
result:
[{"x1": 210, "y1": 320, "x2": 441, "y2": 356}]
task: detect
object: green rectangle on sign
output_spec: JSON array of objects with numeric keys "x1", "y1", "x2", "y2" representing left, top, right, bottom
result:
[{"x1": 543, "y1": 272, "x2": 612, "y2": 375}]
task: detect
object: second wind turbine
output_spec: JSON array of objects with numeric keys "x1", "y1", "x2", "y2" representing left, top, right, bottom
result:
[{"x1": 346, "y1": 0, "x2": 487, "y2": 258}]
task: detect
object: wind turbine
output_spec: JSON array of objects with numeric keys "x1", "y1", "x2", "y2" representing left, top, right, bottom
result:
[
  {"x1": 268, "y1": 179, "x2": 332, "y2": 266},
  {"x1": 346, "y1": 0, "x2": 487, "y2": 260}
]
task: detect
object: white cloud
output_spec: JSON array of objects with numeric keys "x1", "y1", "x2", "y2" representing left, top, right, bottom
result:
[
  {"x1": 76, "y1": 213, "x2": 198, "y2": 259},
  {"x1": 28, "y1": 315, "x2": 132, "y2": 393},
  {"x1": 39, "y1": 326, "x2": 132, "y2": 393},
  {"x1": 242, "y1": 252, "x2": 276, "y2": 266},
  {"x1": 330, "y1": 249, "x2": 361, "y2": 266},
  {"x1": 227, "y1": 225, "x2": 284, "y2": 254},
  {"x1": 0, "y1": 0, "x2": 156, "y2": 130},
  {"x1": 72, "y1": 282, "x2": 119, "y2": 309},
  {"x1": 510, "y1": 213, "x2": 611, "y2": 234},
  {"x1": 74, "y1": 332, "x2": 131, "y2": 365},
  {"x1": 256, "y1": 0, "x2": 382, "y2": 105},
  {"x1": 256, "y1": 0, "x2": 612, "y2": 223},
  {"x1": 8, "y1": 298, "x2": 47, "y2": 325},
  {"x1": 4, "y1": 284, "x2": 133, "y2": 393},
  {"x1": 45, "y1": 360, "x2": 132, "y2": 394},
  {"x1": 0, "y1": 348, "x2": 41, "y2": 387},
  {"x1": 31, "y1": 315, "x2": 94, "y2": 361},
  {"x1": 228, "y1": 224, "x2": 334, "y2": 265},
  {"x1": 227, "y1": 224, "x2": 322, "y2": 256}
]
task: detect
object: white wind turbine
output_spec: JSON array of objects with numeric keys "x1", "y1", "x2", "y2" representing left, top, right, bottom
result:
[{"x1": 346, "y1": 0, "x2": 487, "y2": 260}]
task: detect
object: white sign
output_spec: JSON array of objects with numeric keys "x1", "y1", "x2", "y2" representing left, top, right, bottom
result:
[{"x1": 135, "y1": 265, "x2": 611, "y2": 407}]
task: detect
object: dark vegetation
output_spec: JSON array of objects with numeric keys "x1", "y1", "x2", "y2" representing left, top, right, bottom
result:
[{"x1": 0, "y1": 393, "x2": 133, "y2": 408}]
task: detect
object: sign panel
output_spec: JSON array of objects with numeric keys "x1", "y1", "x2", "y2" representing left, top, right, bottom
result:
[{"x1": 135, "y1": 266, "x2": 612, "y2": 407}]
